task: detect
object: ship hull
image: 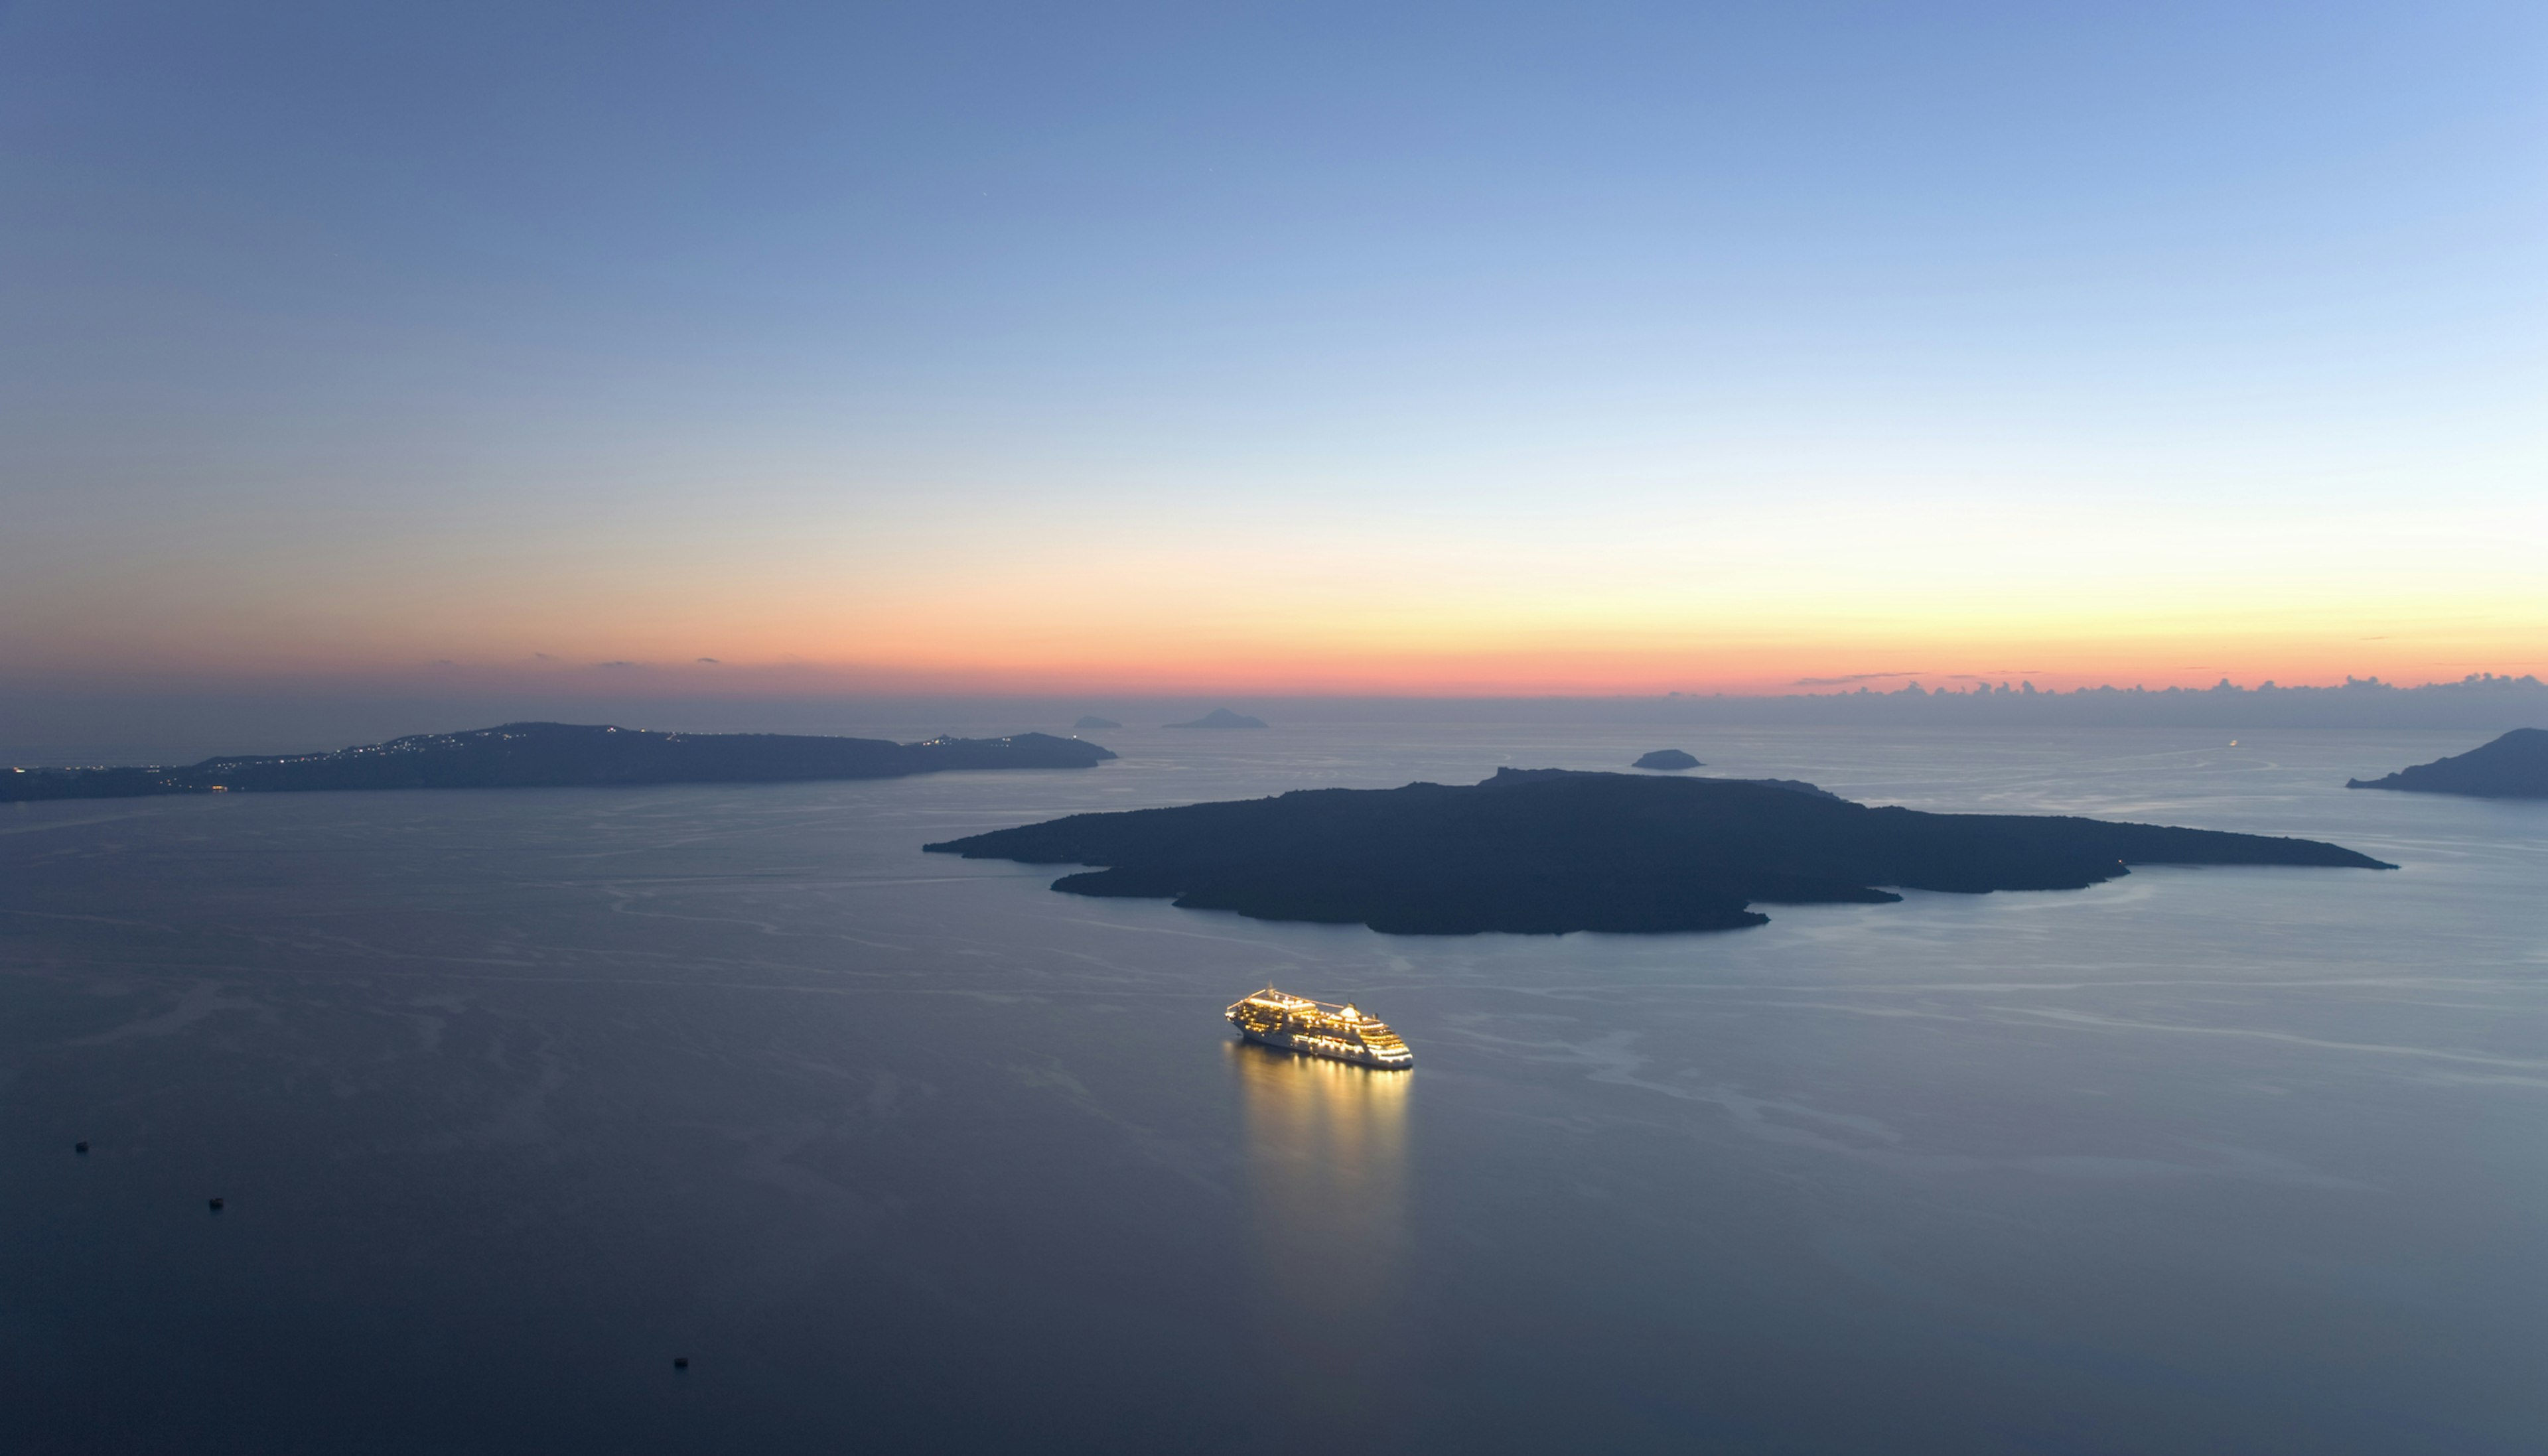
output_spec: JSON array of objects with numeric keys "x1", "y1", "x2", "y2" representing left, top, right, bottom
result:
[{"x1": 1236, "y1": 1027, "x2": 1411, "y2": 1069}]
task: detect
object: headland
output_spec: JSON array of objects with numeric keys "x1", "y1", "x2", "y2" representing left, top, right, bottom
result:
[
  {"x1": 4, "y1": 722, "x2": 1116, "y2": 802},
  {"x1": 2347, "y1": 728, "x2": 2548, "y2": 798}
]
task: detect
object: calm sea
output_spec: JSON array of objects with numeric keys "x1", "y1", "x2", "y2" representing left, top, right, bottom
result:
[{"x1": 4, "y1": 724, "x2": 2543, "y2": 1453}]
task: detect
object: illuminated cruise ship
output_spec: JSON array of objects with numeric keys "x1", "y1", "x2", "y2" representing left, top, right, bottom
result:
[{"x1": 1226, "y1": 988, "x2": 1413, "y2": 1069}]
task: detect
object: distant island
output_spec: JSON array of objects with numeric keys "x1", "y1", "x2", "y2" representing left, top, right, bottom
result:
[
  {"x1": 1073, "y1": 716, "x2": 1123, "y2": 730},
  {"x1": 2346, "y1": 728, "x2": 2548, "y2": 799},
  {"x1": 1166, "y1": 708, "x2": 1267, "y2": 730},
  {"x1": 1632, "y1": 672, "x2": 2548, "y2": 729},
  {"x1": 925, "y1": 767, "x2": 2389, "y2": 935},
  {"x1": 1633, "y1": 748, "x2": 1701, "y2": 770},
  {"x1": 3, "y1": 722, "x2": 1117, "y2": 803}
]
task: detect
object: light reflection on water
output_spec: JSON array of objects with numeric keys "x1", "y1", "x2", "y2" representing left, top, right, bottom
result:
[
  {"x1": 4, "y1": 724, "x2": 2544, "y2": 1452},
  {"x1": 1230, "y1": 1041, "x2": 1410, "y2": 1394}
]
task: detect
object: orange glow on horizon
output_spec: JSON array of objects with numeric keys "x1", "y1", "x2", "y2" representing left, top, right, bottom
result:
[
  {"x1": 6, "y1": 482, "x2": 2539, "y2": 699},
  {"x1": 15, "y1": 628, "x2": 2537, "y2": 700}
]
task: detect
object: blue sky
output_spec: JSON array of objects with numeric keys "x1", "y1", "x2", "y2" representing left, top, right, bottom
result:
[{"x1": 3, "y1": 0, "x2": 2541, "y2": 692}]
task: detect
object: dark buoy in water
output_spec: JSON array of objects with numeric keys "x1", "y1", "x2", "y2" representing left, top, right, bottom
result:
[
  {"x1": 673, "y1": 1357, "x2": 690, "y2": 1370},
  {"x1": 208, "y1": 1197, "x2": 224, "y2": 1212},
  {"x1": 75, "y1": 1142, "x2": 89, "y2": 1155}
]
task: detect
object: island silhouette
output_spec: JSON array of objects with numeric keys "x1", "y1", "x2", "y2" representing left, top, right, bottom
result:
[
  {"x1": 2346, "y1": 728, "x2": 2547, "y2": 798},
  {"x1": 1633, "y1": 749, "x2": 1701, "y2": 769},
  {"x1": 1166, "y1": 708, "x2": 1267, "y2": 729},
  {"x1": 3, "y1": 722, "x2": 1115, "y2": 802},
  {"x1": 925, "y1": 767, "x2": 2389, "y2": 935}
]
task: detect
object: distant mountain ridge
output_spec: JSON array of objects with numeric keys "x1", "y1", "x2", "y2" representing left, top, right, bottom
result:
[
  {"x1": 1637, "y1": 673, "x2": 2548, "y2": 729},
  {"x1": 2347, "y1": 728, "x2": 2548, "y2": 799},
  {"x1": 3, "y1": 722, "x2": 1116, "y2": 802}
]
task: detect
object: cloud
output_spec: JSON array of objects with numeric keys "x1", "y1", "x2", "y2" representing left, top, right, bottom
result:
[
  {"x1": 1792, "y1": 671, "x2": 1928, "y2": 687},
  {"x1": 595, "y1": 660, "x2": 639, "y2": 669},
  {"x1": 696, "y1": 657, "x2": 721, "y2": 664},
  {"x1": 533, "y1": 653, "x2": 556, "y2": 661}
]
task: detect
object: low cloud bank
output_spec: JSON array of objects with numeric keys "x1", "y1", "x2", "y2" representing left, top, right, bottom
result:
[
  {"x1": 1659, "y1": 673, "x2": 2547, "y2": 729},
  {"x1": 4, "y1": 673, "x2": 2541, "y2": 767}
]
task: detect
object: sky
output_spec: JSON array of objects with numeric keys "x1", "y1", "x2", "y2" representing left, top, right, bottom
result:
[{"x1": 2, "y1": 0, "x2": 2542, "y2": 698}]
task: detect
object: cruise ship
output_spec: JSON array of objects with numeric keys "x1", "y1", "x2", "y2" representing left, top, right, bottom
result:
[{"x1": 1226, "y1": 988, "x2": 1413, "y2": 1069}]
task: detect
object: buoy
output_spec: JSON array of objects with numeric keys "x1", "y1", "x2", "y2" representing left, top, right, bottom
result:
[
  {"x1": 208, "y1": 1197, "x2": 224, "y2": 1211},
  {"x1": 673, "y1": 1357, "x2": 690, "y2": 1370},
  {"x1": 75, "y1": 1141, "x2": 89, "y2": 1155}
]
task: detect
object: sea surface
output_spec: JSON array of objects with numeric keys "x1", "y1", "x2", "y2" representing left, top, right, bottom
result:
[{"x1": 3, "y1": 723, "x2": 2544, "y2": 1454}]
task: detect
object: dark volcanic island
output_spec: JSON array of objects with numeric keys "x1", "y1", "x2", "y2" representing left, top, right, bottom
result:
[
  {"x1": 926, "y1": 767, "x2": 2391, "y2": 934},
  {"x1": 1634, "y1": 748, "x2": 1702, "y2": 770},
  {"x1": 2346, "y1": 728, "x2": 2548, "y2": 799},
  {"x1": 3, "y1": 722, "x2": 1115, "y2": 802}
]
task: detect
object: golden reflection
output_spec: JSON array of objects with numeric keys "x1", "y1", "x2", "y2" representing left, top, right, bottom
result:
[{"x1": 1230, "y1": 1040, "x2": 1411, "y2": 1390}]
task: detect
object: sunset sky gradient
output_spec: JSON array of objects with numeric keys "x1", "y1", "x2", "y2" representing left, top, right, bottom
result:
[{"x1": 3, "y1": 1, "x2": 2541, "y2": 698}]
